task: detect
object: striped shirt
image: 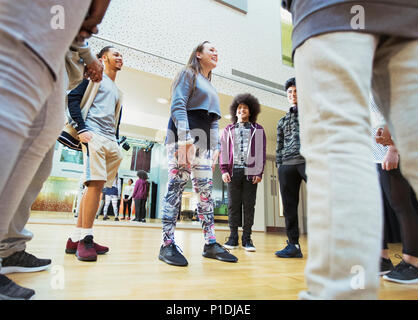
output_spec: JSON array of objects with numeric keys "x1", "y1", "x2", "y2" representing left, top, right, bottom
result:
[{"x1": 233, "y1": 122, "x2": 251, "y2": 168}]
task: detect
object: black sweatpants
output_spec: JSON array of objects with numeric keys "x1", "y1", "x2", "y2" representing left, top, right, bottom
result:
[
  {"x1": 134, "y1": 198, "x2": 147, "y2": 220},
  {"x1": 227, "y1": 168, "x2": 258, "y2": 239},
  {"x1": 278, "y1": 163, "x2": 307, "y2": 245},
  {"x1": 378, "y1": 164, "x2": 418, "y2": 257},
  {"x1": 123, "y1": 195, "x2": 132, "y2": 217}
]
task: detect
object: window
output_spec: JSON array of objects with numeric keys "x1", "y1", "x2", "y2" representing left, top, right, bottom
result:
[{"x1": 281, "y1": 8, "x2": 293, "y2": 67}]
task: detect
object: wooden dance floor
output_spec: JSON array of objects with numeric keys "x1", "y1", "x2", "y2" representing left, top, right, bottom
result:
[{"x1": 8, "y1": 219, "x2": 418, "y2": 300}]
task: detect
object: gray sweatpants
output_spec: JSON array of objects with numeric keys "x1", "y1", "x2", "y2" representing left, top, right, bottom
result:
[
  {"x1": 0, "y1": 2, "x2": 91, "y2": 263},
  {"x1": 294, "y1": 33, "x2": 418, "y2": 300}
]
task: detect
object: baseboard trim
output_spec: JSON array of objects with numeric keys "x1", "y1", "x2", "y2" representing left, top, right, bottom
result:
[{"x1": 266, "y1": 226, "x2": 286, "y2": 233}]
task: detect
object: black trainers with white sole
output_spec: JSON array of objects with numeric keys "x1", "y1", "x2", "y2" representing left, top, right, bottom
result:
[
  {"x1": 224, "y1": 236, "x2": 239, "y2": 250},
  {"x1": 383, "y1": 260, "x2": 418, "y2": 284},
  {"x1": 202, "y1": 243, "x2": 238, "y2": 262},
  {"x1": 0, "y1": 251, "x2": 51, "y2": 274},
  {"x1": 0, "y1": 274, "x2": 35, "y2": 300}
]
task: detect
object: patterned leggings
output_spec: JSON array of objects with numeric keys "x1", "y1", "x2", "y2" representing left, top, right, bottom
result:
[{"x1": 162, "y1": 144, "x2": 216, "y2": 246}]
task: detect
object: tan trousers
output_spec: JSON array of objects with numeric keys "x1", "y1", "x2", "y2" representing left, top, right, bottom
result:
[{"x1": 294, "y1": 32, "x2": 418, "y2": 299}]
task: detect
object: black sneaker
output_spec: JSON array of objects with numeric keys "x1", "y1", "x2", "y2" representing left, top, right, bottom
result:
[
  {"x1": 159, "y1": 243, "x2": 188, "y2": 267},
  {"x1": 275, "y1": 240, "x2": 303, "y2": 258},
  {"x1": 224, "y1": 236, "x2": 238, "y2": 250},
  {"x1": 202, "y1": 243, "x2": 238, "y2": 262},
  {"x1": 380, "y1": 257, "x2": 394, "y2": 276},
  {"x1": 242, "y1": 238, "x2": 256, "y2": 252},
  {"x1": 0, "y1": 251, "x2": 51, "y2": 274},
  {"x1": 103, "y1": 216, "x2": 109, "y2": 220},
  {"x1": 0, "y1": 274, "x2": 35, "y2": 300},
  {"x1": 383, "y1": 260, "x2": 418, "y2": 284},
  {"x1": 114, "y1": 217, "x2": 119, "y2": 221}
]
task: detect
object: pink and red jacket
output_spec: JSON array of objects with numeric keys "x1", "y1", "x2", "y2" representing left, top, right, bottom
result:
[{"x1": 219, "y1": 122, "x2": 266, "y2": 180}]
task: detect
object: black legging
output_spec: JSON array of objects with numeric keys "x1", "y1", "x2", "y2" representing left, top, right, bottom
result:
[
  {"x1": 134, "y1": 198, "x2": 147, "y2": 220},
  {"x1": 123, "y1": 195, "x2": 132, "y2": 218},
  {"x1": 378, "y1": 164, "x2": 418, "y2": 257}
]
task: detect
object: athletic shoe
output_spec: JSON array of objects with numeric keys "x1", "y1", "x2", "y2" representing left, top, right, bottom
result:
[
  {"x1": 0, "y1": 274, "x2": 34, "y2": 300},
  {"x1": 127, "y1": 217, "x2": 130, "y2": 220},
  {"x1": 121, "y1": 217, "x2": 125, "y2": 220},
  {"x1": 115, "y1": 217, "x2": 119, "y2": 221},
  {"x1": 383, "y1": 260, "x2": 418, "y2": 284},
  {"x1": 275, "y1": 240, "x2": 303, "y2": 258},
  {"x1": 202, "y1": 243, "x2": 238, "y2": 262},
  {"x1": 141, "y1": 219, "x2": 146, "y2": 223},
  {"x1": 380, "y1": 257, "x2": 394, "y2": 276},
  {"x1": 76, "y1": 235, "x2": 97, "y2": 262},
  {"x1": 103, "y1": 216, "x2": 109, "y2": 220},
  {"x1": 224, "y1": 236, "x2": 239, "y2": 250},
  {"x1": 0, "y1": 251, "x2": 51, "y2": 275},
  {"x1": 65, "y1": 238, "x2": 109, "y2": 255},
  {"x1": 158, "y1": 243, "x2": 188, "y2": 266},
  {"x1": 242, "y1": 238, "x2": 256, "y2": 252}
]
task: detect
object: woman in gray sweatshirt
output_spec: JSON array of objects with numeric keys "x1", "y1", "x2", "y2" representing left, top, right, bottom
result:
[{"x1": 158, "y1": 41, "x2": 238, "y2": 267}]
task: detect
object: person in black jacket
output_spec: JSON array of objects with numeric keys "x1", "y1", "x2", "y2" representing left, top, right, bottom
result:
[{"x1": 274, "y1": 77, "x2": 306, "y2": 259}]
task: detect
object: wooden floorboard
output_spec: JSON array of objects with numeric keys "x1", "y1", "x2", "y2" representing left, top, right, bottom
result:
[{"x1": 6, "y1": 221, "x2": 417, "y2": 300}]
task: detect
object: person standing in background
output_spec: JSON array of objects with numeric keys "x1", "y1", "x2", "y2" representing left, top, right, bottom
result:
[
  {"x1": 121, "y1": 179, "x2": 134, "y2": 220},
  {"x1": 132, "y1": 171, "x2": 149, "y2": 222},
  {"x1": 103, "y1": 175, "x2": 121, "y2": 221}
]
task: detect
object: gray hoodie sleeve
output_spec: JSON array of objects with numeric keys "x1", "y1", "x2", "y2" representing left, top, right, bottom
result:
[
  {"x1": 70, "y1": 40, "x2": 96, "y2": 66},
  {"x1": 171, "y1": 69, "x2": 194, "y2": 142}
]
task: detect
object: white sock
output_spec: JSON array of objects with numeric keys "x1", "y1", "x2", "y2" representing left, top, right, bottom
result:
[
  {"x1": 80, "y1": 228, "x2": 94, "y2": 240},
  {"x1": 70, "y1": 228, "x2": 82, "y2": 242}
]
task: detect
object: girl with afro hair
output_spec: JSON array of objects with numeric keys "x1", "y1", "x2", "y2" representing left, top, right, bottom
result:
[{"x1": 220, "y1": 93, "x2": 266, "y2": 252}]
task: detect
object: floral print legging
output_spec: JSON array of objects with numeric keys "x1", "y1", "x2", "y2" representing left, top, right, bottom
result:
[{"x1": 162, "y1": 144, "x2": 216, "y2": 246}]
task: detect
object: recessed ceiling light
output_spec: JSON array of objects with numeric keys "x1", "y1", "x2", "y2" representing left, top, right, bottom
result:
[
  {"x1": 224, "y1": 114, "x2": 232, "y2": 119},
  {"x1": 157, "y1": 98, "x2": 169, "y2": 104}
]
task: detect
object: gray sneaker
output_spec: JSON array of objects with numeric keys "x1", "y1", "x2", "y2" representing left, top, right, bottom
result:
[
  {"x1": 0, "y1": 251, "x2": 51, "y2": 274},
  {"x1": 0, "y1": 274, "x2": 34, "y2": 300},
  {"x1": 380, "y1": 257, "x2": 394, "y2": 276},
  {"x1": 203, "y1": 243, "x2": 238, "y2": 262},
  {"x1": 159, "y1": 243, "x2": 188, "y2": 267},
  {"x1": 383, "y1": 260, "x2": 418, "y2": 284},
  {"x1": 242, "y1": 238, "x2": 256, "y2": 252},
  {"x1": 224, "y1": 236, "x2": 239, "y2": 250}
]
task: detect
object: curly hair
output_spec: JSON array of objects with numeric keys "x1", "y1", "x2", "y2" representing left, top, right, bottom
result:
[
  {"x1": 137, "y1": 170, "x2": 148, "y2": 180},
  {"x1": 285, "y1": 77, "x2": 296, "y2": 91},
  {"x1": 229, "y1": 93, "x2": 261, "y2": 124}
]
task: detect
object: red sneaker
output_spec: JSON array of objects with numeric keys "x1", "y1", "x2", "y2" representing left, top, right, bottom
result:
[
  {"x1": 76, "y1": 236, "x2": 97, "y2": 262},
  {"x1": 66, "y1": 238, "x2": 109, "y2": 255},
  {"x1": 65, "y1": 238, "x2": 78, "y2": 254},
  {"x1": 127, "y1": 217, "x2": 130, "y2": 220}
]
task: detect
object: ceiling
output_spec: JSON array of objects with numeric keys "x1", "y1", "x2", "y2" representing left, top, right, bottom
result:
[{"x1": 115, "y1": 66, "x2": 286, "y2": 150}]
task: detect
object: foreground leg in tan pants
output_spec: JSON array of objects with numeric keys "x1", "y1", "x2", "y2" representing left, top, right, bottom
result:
[{"x1": 295, "y1": 32, "x2": 418, "y2": 299}]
